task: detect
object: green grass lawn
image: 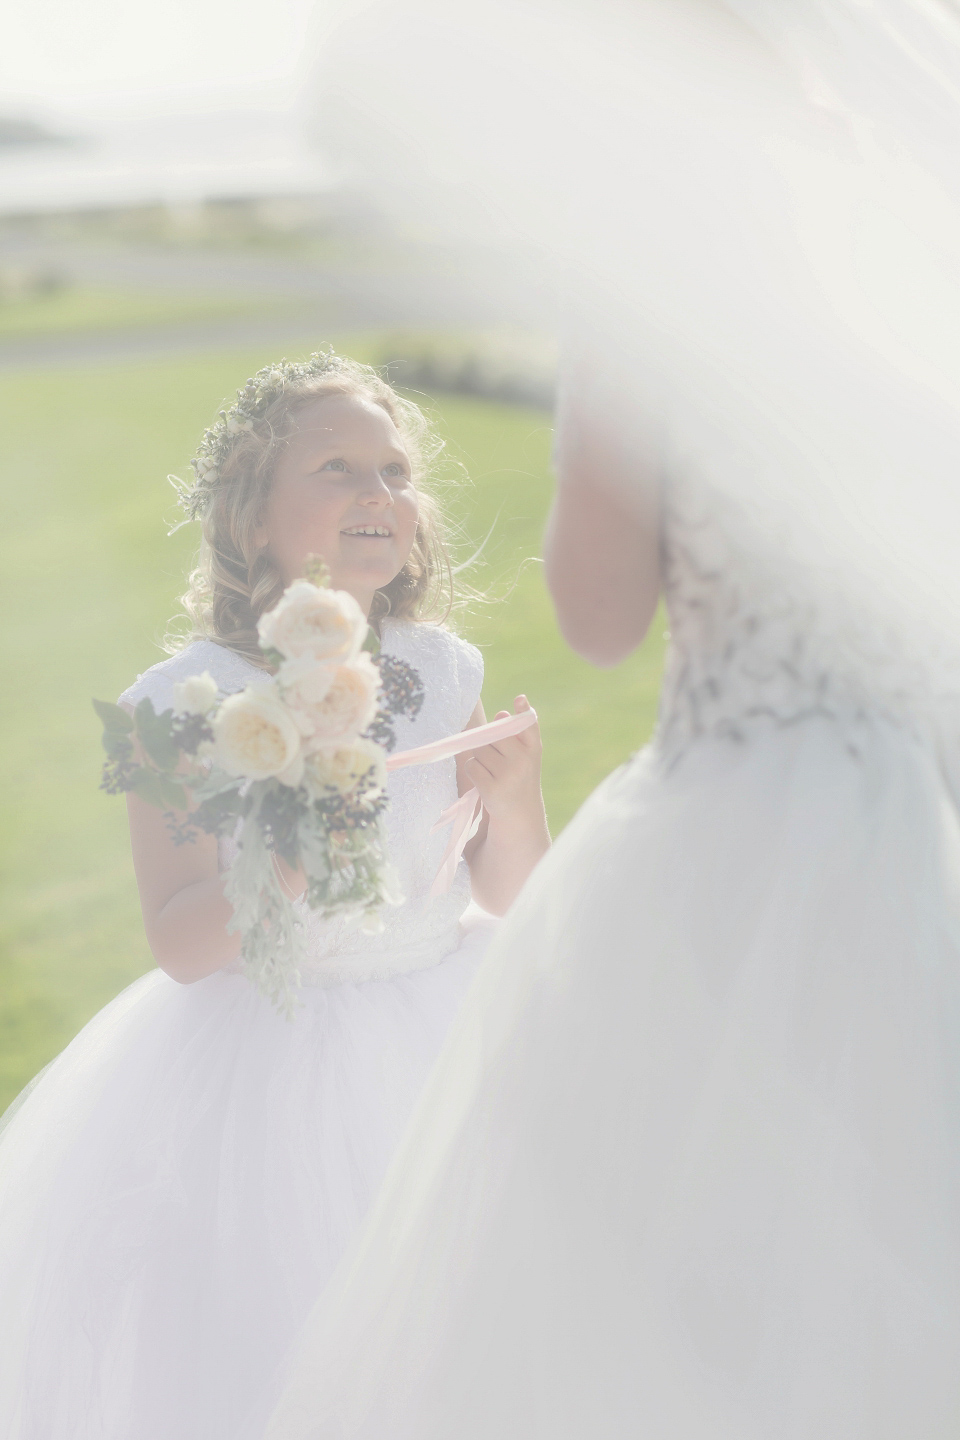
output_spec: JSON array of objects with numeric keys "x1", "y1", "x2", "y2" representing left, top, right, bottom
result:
[{"x1": 0, "y1": 336, "x2": 665, "y2": 1108}]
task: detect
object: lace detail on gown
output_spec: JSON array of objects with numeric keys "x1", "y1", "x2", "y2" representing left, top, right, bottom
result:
[
  {"x1": 654, "y1": 470, "x2": 943, "y2": 766},
  {"x1": 119, "y1": 623, "x2": 484, "y2": 988},
  {"x1": 119, "y1": 639, "x2": 265, "y2": 713}
]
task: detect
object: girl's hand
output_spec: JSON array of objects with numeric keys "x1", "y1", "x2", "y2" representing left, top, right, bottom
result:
[
  {"x1": 459, "y1": 696, "x2": 551, "y2": 915},
  {"x1": 463, "y1": 696, "x2": 543, "y2": 825}
]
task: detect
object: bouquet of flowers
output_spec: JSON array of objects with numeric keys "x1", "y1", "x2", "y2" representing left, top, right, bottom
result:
[{"x1": 95, "y1": 562, "x2": 423, "y2": 1012}]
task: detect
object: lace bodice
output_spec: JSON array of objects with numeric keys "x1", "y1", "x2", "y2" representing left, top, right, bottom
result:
[
  {"x1": 119, "y1": 621, "x2": 484, "y2": 987},
  {"x1": 655, "y1": 468, "x2": 944, "y2": 767}
]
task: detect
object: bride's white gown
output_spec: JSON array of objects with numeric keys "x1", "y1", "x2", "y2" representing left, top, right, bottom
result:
[
  {"x1": 0, "y1": 619, "x2": 492, "y2": 1440},
  {"x1": 267, "y1": 464, "x2": 960, "y2": 1439}
]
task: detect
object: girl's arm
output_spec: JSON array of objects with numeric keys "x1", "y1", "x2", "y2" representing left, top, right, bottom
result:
[
  {"x1": 126, "y1": 792, "x2": 243, "y2": 984},
  {"x1": 459, "y1": 696, "x2": 550, "y2": 916},
  {"x1": 545, "y1": 378, "x2": 662, "y2": 667},
  {"x1": 128, "y1": 686, "x2": 549, "y2": 970},
  {"x1": 127, "y1": 794, "x2": 307, "y2": 985},
  {"x1": 123, "y1": 685, "x2": 308, "y2": 982}
]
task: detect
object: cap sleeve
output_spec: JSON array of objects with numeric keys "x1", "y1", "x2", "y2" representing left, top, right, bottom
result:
[
  {"x1": 118, "y1": 640, "x2": 262, "y2": 712},
  {"x1": 450, "y1": 633, "x2": 484, "y2": 728}
]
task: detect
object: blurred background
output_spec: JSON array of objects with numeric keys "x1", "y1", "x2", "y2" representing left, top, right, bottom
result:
[{"x1": 0, "y1": 0, "x2": 664, "y2": 1108}]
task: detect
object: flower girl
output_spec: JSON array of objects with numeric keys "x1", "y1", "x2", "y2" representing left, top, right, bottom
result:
[{"x1": 0, "y1": 353, "x2": 549, "y2": 1440}]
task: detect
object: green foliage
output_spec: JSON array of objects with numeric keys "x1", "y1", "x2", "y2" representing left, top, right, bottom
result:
[
  {"x1": 92, "y1": 699, "x2": 134, "y2": 734},
  {"x1": 133, "y1": 698, "x2": 181, "y2": 771},
  {"x1": 93, "y1": 699, "x2": 136, "y2": 767},
  {"x1": 0, "y1": 334, "x2": 665, "y2": 1109},
  {"x1": 189, "y1": 785, "x2": 249, "y2": 841},
  {"x1": 301, "y1": 554, "x2": 331, "y2": 588},
  {"x1": 127, "y1": 769, "x2": 188, "y2": 811}
]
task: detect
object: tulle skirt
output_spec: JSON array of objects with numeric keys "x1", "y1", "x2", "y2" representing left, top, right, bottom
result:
[
  {"x1": 0, "y1": 917, "x2": 492, "y2": 1440},
  {"x1": 267, "y1": 716, "x2": 960, "y2": 1440}
]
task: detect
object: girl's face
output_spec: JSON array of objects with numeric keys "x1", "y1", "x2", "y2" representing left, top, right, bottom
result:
[{"x1": 259, "y1": 393, "x2": 420, "y2": 615}]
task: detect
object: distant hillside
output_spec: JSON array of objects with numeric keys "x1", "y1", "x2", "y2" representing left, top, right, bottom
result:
[{"x1": 0, "y1": 116, "x2": 74, "y2": 148}]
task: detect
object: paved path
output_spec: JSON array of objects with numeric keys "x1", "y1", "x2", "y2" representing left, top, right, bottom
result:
[
  {"x1": 0, "y1": 311, "x2": 342, "y2": 373},
  {"x1": 0, "y1": 236, "x2": 557, "y2": 372}
]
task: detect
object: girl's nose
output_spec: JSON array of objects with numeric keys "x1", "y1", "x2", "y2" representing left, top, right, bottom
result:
[{"x1": 357, "y1": 473, "x2": 394, "y2": 505}]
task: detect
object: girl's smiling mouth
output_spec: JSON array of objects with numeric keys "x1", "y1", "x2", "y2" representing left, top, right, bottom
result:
[{"x1": 341, "y1": 525, "x2": 394, "y2": 537}]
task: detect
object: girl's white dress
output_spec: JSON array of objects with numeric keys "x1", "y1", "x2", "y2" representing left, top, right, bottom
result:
[
  {"x1": 266, "y1": 466, "x2": 960, "y2": 1440},
  {"x1": 0, "y1": 618, "x2": 492, "y2": 1440}
]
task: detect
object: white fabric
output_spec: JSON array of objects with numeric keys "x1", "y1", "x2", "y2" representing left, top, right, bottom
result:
[
  {"x1": 266, "y1": 464, "x2": 960, "y2": 1440},
  {"x1": 0, "y1": 621, "x2": 492, "y2": 1440},
  {"x1": 259, "y1": 4, "x2": 960, "y2": 1436},
  {"x1": 311, "y1": 0, "x2": 960, "y2": 650}
]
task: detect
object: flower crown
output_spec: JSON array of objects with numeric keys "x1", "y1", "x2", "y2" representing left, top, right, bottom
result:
[{"x1": 177, "y1": 350, "x2": 348, "y2": 522}]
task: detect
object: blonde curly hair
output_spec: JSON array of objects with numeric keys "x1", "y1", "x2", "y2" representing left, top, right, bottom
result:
[{"x1": 172, "y1": 353, "x2": 458, "y2": 664}]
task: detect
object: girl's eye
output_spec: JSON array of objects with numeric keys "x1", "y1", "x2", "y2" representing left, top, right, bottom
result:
[
  {"x1": 383, "y1": 462, "x2": 407, "y2": 478},
  {"x1": 321, "y1": 459, "x2": 347, "y2": 473}
]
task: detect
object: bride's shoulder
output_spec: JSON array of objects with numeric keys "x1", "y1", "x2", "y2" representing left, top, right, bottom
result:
[
  {"x1": 118, "y1": 639, "x2": 263, "y2": 712},
  {"x1": 382, "y1": 621, "x2": 483, "y2": 726}
]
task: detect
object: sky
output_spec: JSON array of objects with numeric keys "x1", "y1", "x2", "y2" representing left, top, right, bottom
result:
[
  {"x1": 0, "y1": 0, "x2": 328, "y2": 122},
  {"x1": 0, "y1": 0, "x2": 354, "y2": 210}
]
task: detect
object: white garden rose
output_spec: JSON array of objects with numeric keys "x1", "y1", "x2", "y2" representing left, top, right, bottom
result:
[
  {"x1": 304, "y1": 736, "x2": 388, "y2": 796},
  {"x1": 171, "y1": 671, "x2": 219, "y2": 716},
  {"x1": 300, "y1": 654, "x2": 380, "y2": 747},
  {"x1": 257, "y1": 580, "x2": 367, "y2": 664},
  {"x1": 277, "y1": 653, "x2": 337, "y2": 736},
  {"x1": 213, "y1": 683, "x2": 304, "y2": 786}
]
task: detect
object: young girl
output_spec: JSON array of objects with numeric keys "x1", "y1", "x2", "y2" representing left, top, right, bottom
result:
[{"x1": 0, "y1": 353, "x2": 549, "y2": 1440}]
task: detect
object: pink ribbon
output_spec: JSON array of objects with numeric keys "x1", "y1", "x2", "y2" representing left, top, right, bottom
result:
[
  {"x1": 385, "y1": 708, "x2": 539, "y2": 896},
  {"x1": 385, "y1": 707, "x2": 538, "y2": 771},
  {"x1": 428, "y1": 788, "x2": 484, "y2": 897}
]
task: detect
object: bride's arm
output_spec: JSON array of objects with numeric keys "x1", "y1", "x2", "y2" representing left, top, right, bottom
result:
[{"x1": 545, "y1": 383, "x2": 662, "y2": 667}]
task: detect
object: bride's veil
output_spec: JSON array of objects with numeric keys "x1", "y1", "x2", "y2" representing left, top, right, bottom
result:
[
  {"x1": 306, "y1": 0, "x2": 960, "y2": 661},
  {"x1": 265, "y1": 4, "x2": 960, "y2": 1435}
]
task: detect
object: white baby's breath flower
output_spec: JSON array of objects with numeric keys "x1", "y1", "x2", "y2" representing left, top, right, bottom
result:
[
  {"x1": 214, "y1": 683, "x2": 304, "y2": 786},
  {"x1": 171, "y1": 671, "x2": 219, "y2": 716},
  {"x1": 301, "y1": 654, "x2": 380, "y2": 747},
  {"x1": 258, "y1": 581, "x2": 367, "y2": 665}
]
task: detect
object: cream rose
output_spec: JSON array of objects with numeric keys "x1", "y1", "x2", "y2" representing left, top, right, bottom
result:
[
  {"x1": 298, "y1": 654, "x2": 380, "y2": 747},
  {"x1": 213, "y1": 683, "x2": 304, "y2": 786},
  {"x1": 304, "y1": 737, "x2": 387, "y2": 796},
  {"x1": 257, "y1": 580, "x2": 367, "y2": 664},
  {"x1": 277, "y1": 654, "x2": 338, "y2": 736},
  {"x1": 171, "y1": 671, "x2": 219, "y2": 716}
]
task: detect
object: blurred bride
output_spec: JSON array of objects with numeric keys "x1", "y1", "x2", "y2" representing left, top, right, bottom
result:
[{"x1": 267, "y1": 2, "x2": 960, "y2": 1435}]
